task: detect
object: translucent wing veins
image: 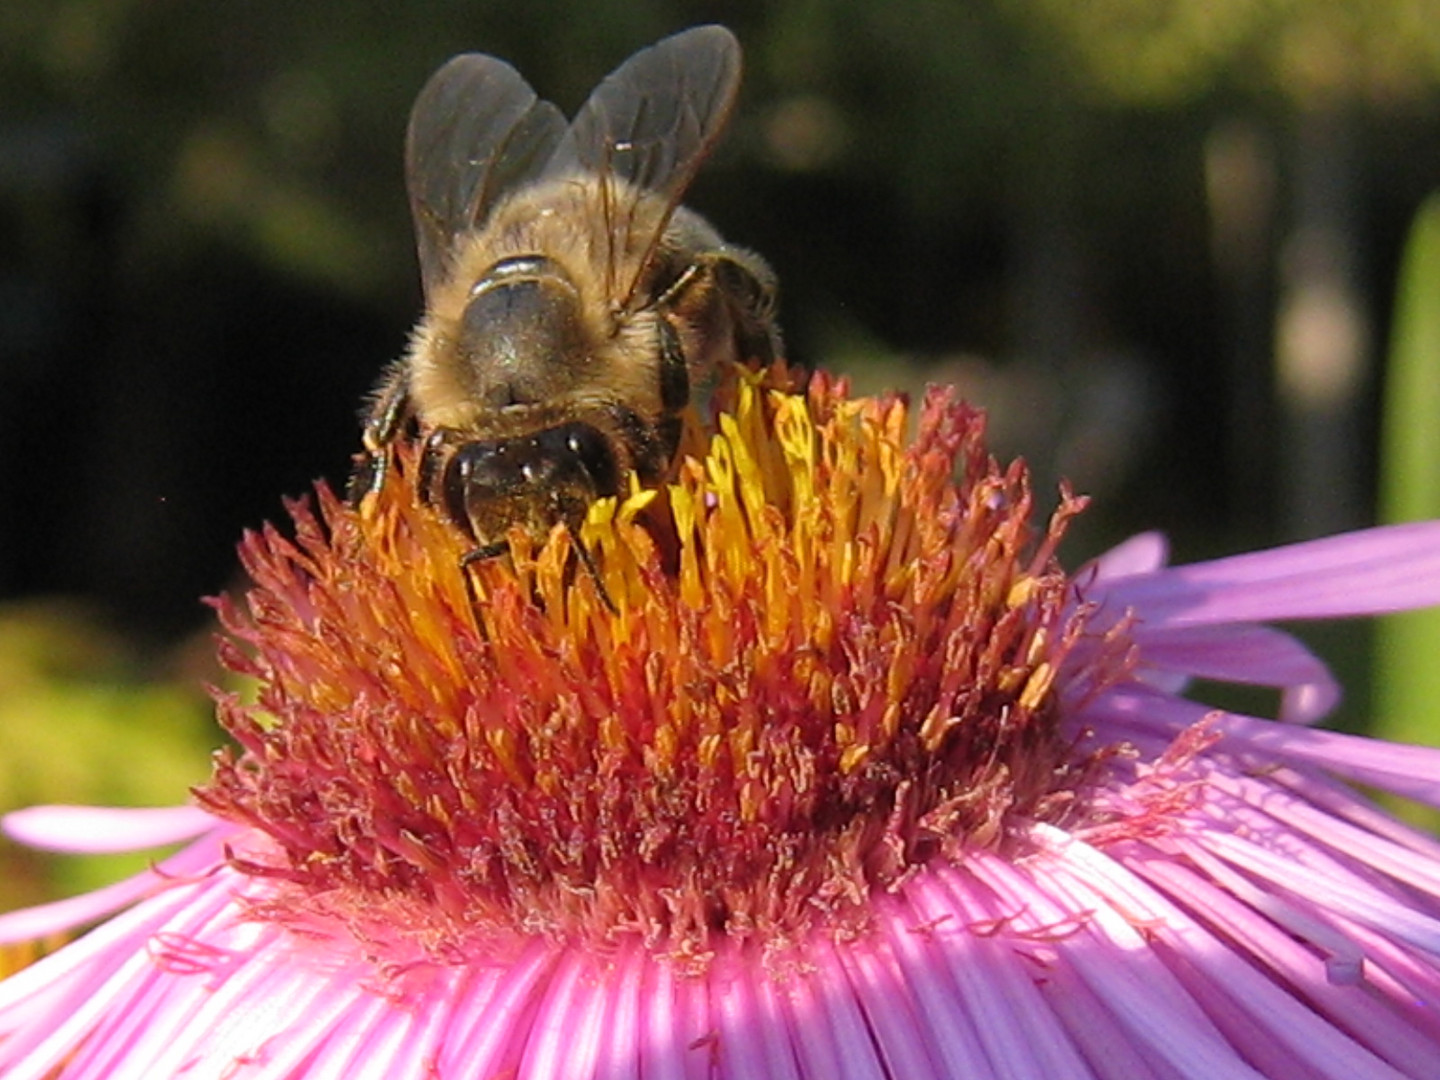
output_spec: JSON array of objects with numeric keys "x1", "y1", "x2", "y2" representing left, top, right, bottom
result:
[
  {"x1": 406, "y1": 53, "x2": 566, "y2": 300},
  {"x1": 546, "y1": 26, "x2": 742, "y2": 307}
]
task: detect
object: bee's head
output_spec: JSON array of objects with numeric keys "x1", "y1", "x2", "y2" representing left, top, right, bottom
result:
[{"x1": 436, "y1": 421, "x2": 621, "y2": 548}]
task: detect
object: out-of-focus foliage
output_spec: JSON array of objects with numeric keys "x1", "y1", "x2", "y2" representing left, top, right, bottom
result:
[
  {"x1": 1019, "y1": 0, "x2": 1440, "y2": 104},
  {"x1": 1375, "y1": 192, "x2": 1440, "y2": 817},
  {"x1": 0, "y1": 602, "x2": 214, "y2": 906},
  {"x1": 1379, "y1": 193, "x2": 1440, "y2": 532}
]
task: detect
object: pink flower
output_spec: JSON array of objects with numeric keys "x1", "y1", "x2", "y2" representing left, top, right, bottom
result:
[{"x1": 4, "y1": 368, "x2": 1440, "y2": 1079}]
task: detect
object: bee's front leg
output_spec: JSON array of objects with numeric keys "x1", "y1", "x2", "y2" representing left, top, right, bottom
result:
[{"x1": 348, "y1": 360, "x2": 412, "y2": 505}]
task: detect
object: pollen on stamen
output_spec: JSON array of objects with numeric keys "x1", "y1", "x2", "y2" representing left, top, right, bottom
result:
[{"x1": 196, "y1": 362, "x2": 1127, "y2": 961}]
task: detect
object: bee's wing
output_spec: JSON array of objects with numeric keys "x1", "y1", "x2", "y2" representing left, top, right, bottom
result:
[
  {"x1": 406, "y1": 53, "x2": 567, "y2": 300},
  {"x1": 546, "y1": 25, "x2": 741, "y2": 306}
]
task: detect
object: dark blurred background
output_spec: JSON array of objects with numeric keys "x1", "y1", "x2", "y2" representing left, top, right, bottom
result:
[{"x1": 2, "y1": 2, "x2": 1439, "y2": 646}]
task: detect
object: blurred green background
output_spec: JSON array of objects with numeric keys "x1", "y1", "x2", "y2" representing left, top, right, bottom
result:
[{"x1": 3, "y1": 0, "x2": 1440, "y2": 903}]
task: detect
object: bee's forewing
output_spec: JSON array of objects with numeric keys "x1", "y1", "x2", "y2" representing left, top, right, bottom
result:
[
  {"x1": 546, "y1": 25, "x2": 742, "y2": 305},
  {"x1": 406, "y1": 53, "x2": 567, "y2": 300}
]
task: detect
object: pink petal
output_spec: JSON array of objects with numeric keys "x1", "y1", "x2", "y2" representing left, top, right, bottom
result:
[
  {"x1": 432, "y1": 942, "x2": 553, "y2": 1076},
  {"x1": 781, "y1": 943, "x2": 888, "y2": 1080},
  {"x1": 835, "y1": 934, "x2": 948, "y2": 1079},
  {"x1": 1085, "y1": 531, "x2": 1171, "y2": 581},
  {"x1": 1090, "y1": 521, "x2": 1440, "y2": 624},
  {"x1": 971, "y1": 854, "x2": 1254, "y2": 1080},
  {"x1": 710, "y1": 955, "x2": 801, "y2": 1080},
  {"x1": 595, "y1": 946, "x2": 643, "y2": 1080},
  {"x1": 1083, "y1": 686, "x2": 1440, "y2": 806},
  {"x1": 3, "y1": 804, "x2": 217, "y2": 853},
  {"x1": 878, "y1": 899, "x2": 994, "y2": 1077},
  {"x1": 519, "y1": 949, "x2": 608, "y2": 1079},
  {"x1": 0, "y1": 829, "x2": 228, "y2": 944},
  {"x1": 929, "y1": 870, "x2": 1098, "y2": 1079},
  {"x1": 1026, "y1": 831, "x2": 1412, "y2": 1079},
  {"x1": 1122, "y1": 622, "x2": 1339, "y2": 723},
  {"x1": 432, "y1": 943, "x2": 551, "y2": 1077}
]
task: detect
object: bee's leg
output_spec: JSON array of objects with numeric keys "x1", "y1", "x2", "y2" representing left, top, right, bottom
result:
[
  {"x1": 566, "y1": 526, "x2": 617, "y2": 614},
  {"x1": 656, "y1": 315, "x2": 690, "y2": 412},
  {"x1": 363, "y1": 359, "x2": 413, "y2": 450},
  {"x1": 459, "y1": 541, "x2": 510, "y2": 567},
  {"x1": 539, "y1": 477, "x2": 618, "y2": 616},
  {"x1": 629, "y1": 321, "x2": 688, "y2": 485},
  {"x1": 419, "y1": 427, "x2": 453, "y2": 509},
  {"x1": 711, "y1": 249, "x2": 781, "y2": 365},
  {"x1": 456, "y1": 540, "x2": 509, "y2": 616},
  {"x1": 455, "y1": 535, "x2": 615, "y2": 615},
  {"x1": 350, "y1": 360, "x2": 412, "y2": 504},
  {"x1": 654, "y1": 261, "x2": 705, "y2": 308},
  {"x1": 346, "y1": 452, "x2": 386, "y2": 507}
]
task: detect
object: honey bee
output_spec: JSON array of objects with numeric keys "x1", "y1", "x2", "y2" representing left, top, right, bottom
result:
[{"x1": 352, "y1": 25, "x2": 780, "y2": 594}]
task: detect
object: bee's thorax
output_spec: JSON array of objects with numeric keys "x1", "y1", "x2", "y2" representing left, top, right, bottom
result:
[{"x1": 459, "y1": 255, "x2": 588, "y2": 408}]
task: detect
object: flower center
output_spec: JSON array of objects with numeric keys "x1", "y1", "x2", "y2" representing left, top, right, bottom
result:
[{"x1": 198, "y1": 365, "x2": 1113, "y2": 956}]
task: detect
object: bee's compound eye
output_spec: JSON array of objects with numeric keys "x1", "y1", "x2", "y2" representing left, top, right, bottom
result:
[
  {"x1": 537, "y1": 423, "x2": 620, "y2": 497},
  {"x1": 541, "y1": 423, "x2": 608, "y2": 465},
  {"x1": 450, "y1": 441, "x2": 508, "y2": 487}
]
